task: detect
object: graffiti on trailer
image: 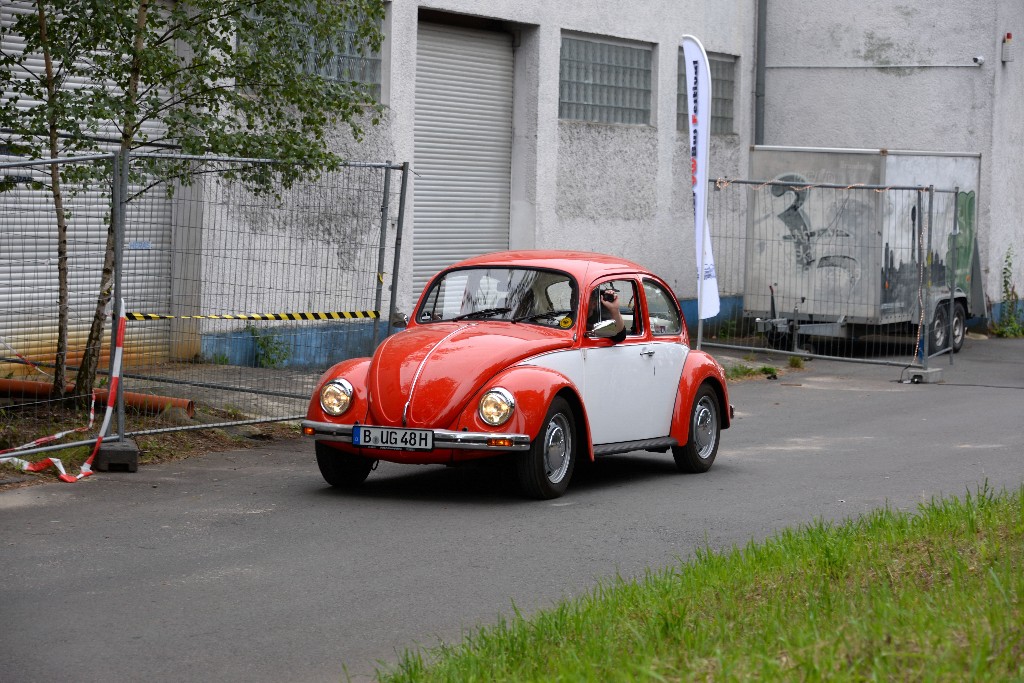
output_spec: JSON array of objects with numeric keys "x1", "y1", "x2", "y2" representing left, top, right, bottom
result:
[
  {"x1": 771, "y1": 174, "x2": 815, "y2": 268},
  {"x1": 771, "y1": 173, "x2": 864, "y2": 306},
  {"x1": 880, "y1": 190, "x2": 977, "y2": 313},
  {"x1": 880, "y1": 206, "x2": 922, "y2": 312},
  {"x1": 951, "y1": 191, "x2": 977, "y2": 293}
]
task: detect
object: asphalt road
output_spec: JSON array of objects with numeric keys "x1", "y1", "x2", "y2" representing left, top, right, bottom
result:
[{"x1": 2, "y1": 337, "x2": 1022, "y2": 682}]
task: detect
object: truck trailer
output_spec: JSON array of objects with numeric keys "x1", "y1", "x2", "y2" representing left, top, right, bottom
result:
[{"x1": 745, "y1": 146, "x2": 983, "y2": 356}]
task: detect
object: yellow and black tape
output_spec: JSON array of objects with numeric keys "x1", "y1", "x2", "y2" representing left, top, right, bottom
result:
[{"x1": 127, "y1": 311, "x2": 379, "y2": 321}]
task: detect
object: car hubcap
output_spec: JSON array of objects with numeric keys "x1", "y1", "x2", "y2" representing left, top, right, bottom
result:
[
  {"x1": 693, "y1": 397, "x2": 717, "y2": 460},
  {"x1": 544, "y1": 414, "x2": 571, "y2": 484}
]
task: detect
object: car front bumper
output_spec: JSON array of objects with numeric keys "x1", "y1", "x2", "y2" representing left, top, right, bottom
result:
[{"x1": 301, "y1": 420, "x2": 532, "y2": 452}]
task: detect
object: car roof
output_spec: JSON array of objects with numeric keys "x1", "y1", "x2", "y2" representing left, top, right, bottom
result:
[{"x1": 448, "y1": 250, "x2": 651, "y2": 283}]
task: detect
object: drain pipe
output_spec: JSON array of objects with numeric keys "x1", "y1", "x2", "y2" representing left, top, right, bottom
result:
[{"x1": 754, "y1": 0, "x2": 767, "y2": 144}]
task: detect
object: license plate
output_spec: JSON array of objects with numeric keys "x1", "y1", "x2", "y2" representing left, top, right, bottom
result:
[{"x1": 352, "y1": 426, "x2": 433, "y2": 451}]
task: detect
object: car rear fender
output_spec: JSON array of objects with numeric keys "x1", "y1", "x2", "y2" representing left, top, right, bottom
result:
[
  {"x1": 461, "y1": 365, "x2": 595, "y2": 463},
  {"x1": 668, "y1": 350, "x2": 732, "y2": 445}
]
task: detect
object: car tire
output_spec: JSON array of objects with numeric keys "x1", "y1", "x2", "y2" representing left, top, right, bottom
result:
[
  {"x1": 672, "y1": 383, "x2": 720, "y2": 473},
  {"x1": 517, "y1": 396, "x2": 576, "y2": 500},
  {"x1": 951, "y1": 301, "x2": 966, "y2": 353},
  {"x1": 315, "y1": 441, "x2": 374, "y2": 488}
]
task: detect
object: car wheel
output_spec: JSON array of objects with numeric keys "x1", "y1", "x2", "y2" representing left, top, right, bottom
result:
[
  {"x1": 672, "y1": 383, "x2": 720, "y2": 473},
  {"x1": 315, "y1": 441, "x2": 374, "y2": 488},
  {"x1": 929, "y1": 304, "x2": 949, "y2": 353},
  {"x1": 517, "y1": 397, "x2": 576, "y2": 499},
  {"x1": 951, "y1": 302, "x2": 966, "y2": 353}
]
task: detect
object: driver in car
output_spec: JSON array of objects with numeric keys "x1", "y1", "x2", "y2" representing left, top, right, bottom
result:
[{"x1": 587, "y1": 286, "x2": 627, "y2": 343}]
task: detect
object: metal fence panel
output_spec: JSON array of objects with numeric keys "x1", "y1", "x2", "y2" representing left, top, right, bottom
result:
[
  {"x1": 2, "y1": 154, "x2": 407, "y2": 456},
  {"x1": 701, "y1": 178, "x2": 970, "y2": 367},
  {"x1": 120, "y1": 156, "x2": 406, "y2": 435}
]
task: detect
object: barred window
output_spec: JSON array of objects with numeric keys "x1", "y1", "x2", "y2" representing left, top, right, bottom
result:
[
  {"x1": 559, "y1": 36, "x2": 652, "y2": 125},
  {"x1": 302, "y1": 19, "x2": 382, "y2": 100},
  {"x1": 677, "y1": 50, "x2": 736, "y2": 135},
  {"x1": 239, "y1": 11, "x2": 382, "y2": 101}
]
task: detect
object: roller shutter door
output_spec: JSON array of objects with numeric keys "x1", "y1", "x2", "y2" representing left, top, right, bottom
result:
[
  {"x1": 413, "y1": 23, "x2": 514, "y2": 294},
  {"x1": 0, "y1": 2, "x2": 171, "y2": 375}
]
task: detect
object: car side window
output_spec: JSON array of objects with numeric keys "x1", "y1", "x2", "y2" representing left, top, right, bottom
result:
[
  {"x1": 643, "y1": 280, "x2": 683, "y2": 336},
  {"x1": 587, "y1": 279, "x2": 641, "y2": 338}
]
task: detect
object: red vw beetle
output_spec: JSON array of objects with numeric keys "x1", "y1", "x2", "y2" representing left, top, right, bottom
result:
[{"x1": 302, "y1": 251, "x2": 732, "y2": 499}]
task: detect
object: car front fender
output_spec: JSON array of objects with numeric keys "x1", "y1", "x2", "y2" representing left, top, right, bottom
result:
[
  {"x1": 305, "y1": 357, "x2": 372, "y2": 423},
  {"x1": 457, "y1": 365, "x2": 595, "y2": 461}
]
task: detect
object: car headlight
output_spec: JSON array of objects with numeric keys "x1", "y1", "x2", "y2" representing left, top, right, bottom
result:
[
  {"x1": 320, "y1": 379, "x2": 354, "y2": 416},
  {"x1": 478, "y1": 388, "x2": 515, "y2": 426}
]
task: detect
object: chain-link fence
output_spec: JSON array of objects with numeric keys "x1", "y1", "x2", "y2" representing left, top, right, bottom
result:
[
  {"x1": 698, "y1": 177, "x2": 979, "y2": 369},
  {"x1": 2, "y1": 152, "x2": 408, "y2": 457}
]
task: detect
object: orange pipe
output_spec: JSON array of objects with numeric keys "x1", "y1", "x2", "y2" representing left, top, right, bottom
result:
[
  {"x1": 95, "y1": 388, "x2": 196, "y2": 418},
  {"x1": 0, "y1": 379, "x2": 195, "y2": 418}
]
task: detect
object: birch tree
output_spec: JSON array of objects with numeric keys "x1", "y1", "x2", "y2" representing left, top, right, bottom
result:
[{"x1": 0, "y1": 0, "x2": 384, "y2": 399}]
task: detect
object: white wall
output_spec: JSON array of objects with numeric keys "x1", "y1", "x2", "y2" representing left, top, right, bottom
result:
[
  {"x1": 338, "y1": 0, "x2": 757, "y2": 312},
  {"x1": 762, "y1": 0, "x2": 1024, "y2": 313}
]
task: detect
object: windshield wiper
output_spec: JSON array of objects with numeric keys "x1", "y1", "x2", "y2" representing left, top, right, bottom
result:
[
  {"x1": 452, "y1": 307, "x2": 511, "y2": 321},
  {"x1": 512, "y1": 309, "x2": 575, "y2": 324}
]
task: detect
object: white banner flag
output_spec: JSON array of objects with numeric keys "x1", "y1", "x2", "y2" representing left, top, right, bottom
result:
[{"x1": 681, "y1": 35, "x2": 721, "y2": 319}]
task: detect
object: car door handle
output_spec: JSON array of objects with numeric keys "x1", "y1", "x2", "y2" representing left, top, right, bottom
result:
[{"x1": 639, "y1": 349, "x2": 655, "y2": 357}]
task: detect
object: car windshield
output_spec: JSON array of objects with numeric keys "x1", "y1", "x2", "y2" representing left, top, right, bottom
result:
[{"x1": 417, "y1": 267, "x2": 578, "y2": 328}]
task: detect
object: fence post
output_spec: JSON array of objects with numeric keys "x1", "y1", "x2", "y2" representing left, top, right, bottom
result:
[
  {"x1": 921, "y1": 189, "x2": 929, "y2": 366},
  {"x1": 372, "y1": 164, "x2": 393, "y2": 348},
  {"x1": 386, "y1": 162, "x2": 410, "y2": 338},
  {"x1": 922, "y1": 186, "x2": 934, "y2": 370},
  {"x1": 112, "y1": 149, "x2": 129, "y2": 440},
  {"x1": 949, "y1": 187, "x2": 960, "y2": 366}
]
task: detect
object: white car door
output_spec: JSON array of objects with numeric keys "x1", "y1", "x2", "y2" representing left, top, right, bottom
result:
[
  {"x1": 521, "y1": 277, "x2": 688, "y2": 447},
  {"x1": 583, "y1": 338, "x2": 686, "y2": 444},
  {"x1": 581, "y1": 278, "x2": 685, "y2": 445}
]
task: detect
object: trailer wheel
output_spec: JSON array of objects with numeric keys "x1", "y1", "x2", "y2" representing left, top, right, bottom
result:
[
  {"x1": 951, "y1": 302, "x2": 966, "y2": 353},
  {"x1": 929, "y1": 305, "x2": 951, "y2": 353}
]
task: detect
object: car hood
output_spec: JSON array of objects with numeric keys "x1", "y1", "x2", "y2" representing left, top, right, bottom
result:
[{"x1": 367, "y1": 322, "x2": 573, "y2": 428}]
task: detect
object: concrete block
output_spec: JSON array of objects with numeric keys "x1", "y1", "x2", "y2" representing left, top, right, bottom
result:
[
  {"x1": 94, "y1": 439, "x2": 140, "y2": 472},
  {"x1": 907, "y1": 368, "x2": 943, "y2": 384}
]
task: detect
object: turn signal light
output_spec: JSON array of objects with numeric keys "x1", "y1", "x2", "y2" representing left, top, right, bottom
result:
[
  {"x1": 487, "y1": 437, "x2": 514, "y2": 448},
  {"x1": 303, "y1": 426, "x2": 315, "y2": 436}
]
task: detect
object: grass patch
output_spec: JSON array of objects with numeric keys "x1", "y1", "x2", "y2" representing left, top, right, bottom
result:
[
  {"x1": 726, "y1": 364, "x2": 778, "y2": 381},
  {"x1": 377, "y1": 483, "x2": 1024, "y2": 682},
  {"x1": 788, "y1": 355, "x2": 804, "y2": 369}
]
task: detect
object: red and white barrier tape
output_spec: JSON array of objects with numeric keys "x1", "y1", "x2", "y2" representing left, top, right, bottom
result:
[
  {"x1": 0, "y1": 391, "x2": 97, "y2": 456},
  {"x1": 0, "y1": 335, "x2": 54, "y2": 378},
  {"x1": 1, "y1": 300, "x2": 127, "y2": 483}
]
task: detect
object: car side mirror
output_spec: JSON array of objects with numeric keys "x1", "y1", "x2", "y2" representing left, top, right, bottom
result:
[
  {"x1": 585, "y1": 319, "x2": 616, "y2": 337},
  {"x1": 390, "y1": 311, "x2": 409, "y2": 328}
]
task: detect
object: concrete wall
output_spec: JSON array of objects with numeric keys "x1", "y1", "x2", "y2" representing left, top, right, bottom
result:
[
  {"x1": 991, "y1": 3, "x2": 1024, "y2": 318},
  {"x1": 761, "y1": 0, "x2": 1024, "y2": 314},
  {"x1": 328, "y1": 1, "x2": 756, "y2": 313}
]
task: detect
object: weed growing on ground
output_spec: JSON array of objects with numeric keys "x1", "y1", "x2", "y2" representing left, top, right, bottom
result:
[{"x1": 992, "y1": 247, "x2": 1023, "y2": 338}]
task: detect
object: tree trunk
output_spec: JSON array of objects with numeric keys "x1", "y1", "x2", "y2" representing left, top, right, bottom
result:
[
  {"x1": 34, "y1": 2, "x2": 67, "y2": 398},
  {"x1": 48, "y1": 164, "x2": 70, "y2": 399},
  {"x1": 73, "y1": 224, "x2": 116, "y2": 401},
  {"x1": 72, "y1": 0, "x2": 149, "y2": 403}
]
